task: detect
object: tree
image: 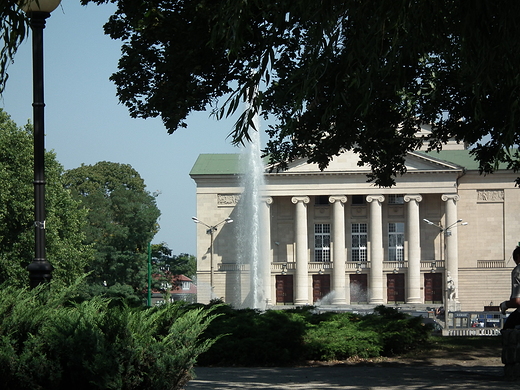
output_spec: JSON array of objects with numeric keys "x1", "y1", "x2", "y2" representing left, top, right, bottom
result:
[
  {"x1": 152, "y1": 243, "x2": 196, "y2": 278},
  {"x1": 62, "y1": 161, "x2": 161, "y2": 291},
  {"x1": 0, "y1": 2, "x2": 27, "y2": 94},
  {"x1": 0, "y1": 109, "x2": 94, "y2": 287},
  {"x1": 82, "y1": 0, "x2": 520, "y2": 186}
]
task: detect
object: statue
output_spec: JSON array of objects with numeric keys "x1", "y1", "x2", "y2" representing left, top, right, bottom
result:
[{"x1": 446, "y1": 271, "x2": 456, "y2": 301}]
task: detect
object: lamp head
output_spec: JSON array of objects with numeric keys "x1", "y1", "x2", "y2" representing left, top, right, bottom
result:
[
  {"x1": 225, "y1": 218, "x2": 233, "y2": 224},
  {"x1": 191, "y1": 217, "x2": 199, "y2": 223},
  {"x1": 20, "y1": 0, "x2": 61, "y2": 13}
]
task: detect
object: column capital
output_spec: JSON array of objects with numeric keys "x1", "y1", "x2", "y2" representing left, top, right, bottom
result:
[
  {"x1": 404, "y1": 194, "x2": 423, "y2": 203},
  {"x1": 366, "y1": 195, "x2": 385, "y2": 203},
  {"x1": 291, "y1": 196, "x2": 310, "y2": 204},
  {"x1": 329, "y1": 195, "x2": 347, "y2": 204},
  {"x1": 441, "y1": 193, "x2": 460, "y2": 202},
  {"x1": 262, "y1": 196, "x2": 273, "y2": 205}
]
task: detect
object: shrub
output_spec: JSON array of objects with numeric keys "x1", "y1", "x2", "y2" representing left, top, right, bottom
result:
[
  {"x1": 303, "y1": 313, "x2": 381, "y2": 360},
  {"x1": 0, "y1": 282, "x2": 220, "y2": 390},
  {"x1": 197, "y1": 305, "x2": 431, "y2": 365},
  {"x1": 198, "y1": 305, "x2": 307, "y2": 366}
]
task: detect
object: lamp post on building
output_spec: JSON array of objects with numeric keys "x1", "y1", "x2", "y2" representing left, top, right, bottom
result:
[
  {"x1": 21, "y1": 0, "x2": 61, "y2": 288},
  {"x1": 192, "y1": 216, "x2": 233, "y2": 295}
]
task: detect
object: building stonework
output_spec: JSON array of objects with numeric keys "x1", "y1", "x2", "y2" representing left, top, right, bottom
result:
[{"x1": 190, "y1": 144, "x2": 519, "y2": 311}]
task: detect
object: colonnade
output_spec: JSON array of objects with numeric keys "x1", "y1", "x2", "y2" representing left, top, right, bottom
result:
[{"x1": 259, "y1": 193, "x2": 460, "y2": 305}]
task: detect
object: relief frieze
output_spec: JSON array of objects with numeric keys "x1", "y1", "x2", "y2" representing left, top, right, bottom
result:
[
  {"x1": 477, "y1": 190, "x2": 504, "y2": 202},
  {"x1": 217, "y1": 194, "x2": 241, "y2": 206}
]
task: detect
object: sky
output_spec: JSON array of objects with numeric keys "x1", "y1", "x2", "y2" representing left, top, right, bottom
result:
[{"x1": 1, "y1": 2, "x2": 254, "y2": 255}]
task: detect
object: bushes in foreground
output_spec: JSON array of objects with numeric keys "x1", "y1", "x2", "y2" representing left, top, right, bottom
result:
[
  {"x1": 0, "y1": 281, "x2": 433, "y2": 387},
  {"x1": 0, "y1": 283, "x2": 220, "y2": 390},
  {"x1": 198, "y1": 304, "x2": 432, "y2": 365}
]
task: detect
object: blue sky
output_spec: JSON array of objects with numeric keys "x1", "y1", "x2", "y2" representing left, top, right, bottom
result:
[{"x1": 1, "y1": 2, "x2": 253, "y2": 254}]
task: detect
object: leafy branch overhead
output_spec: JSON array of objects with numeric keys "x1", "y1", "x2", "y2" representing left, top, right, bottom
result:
[{"x1": 6, "y1": 1, "x2": 520, "y2": 186}]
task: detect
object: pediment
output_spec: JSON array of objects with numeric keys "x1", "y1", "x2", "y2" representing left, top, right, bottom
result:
[{"x1": 278, "y1": 149, "x2": 462, "y2": 174}]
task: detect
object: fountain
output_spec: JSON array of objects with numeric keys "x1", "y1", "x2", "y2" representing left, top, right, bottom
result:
[{"x1": 235, "y1": 111, "x2": 266, "y2": 310}]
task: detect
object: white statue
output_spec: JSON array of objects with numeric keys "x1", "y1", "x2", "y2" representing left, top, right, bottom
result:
[{"x1": 446, "y1": 271, "x2": 456, "y2": 301}]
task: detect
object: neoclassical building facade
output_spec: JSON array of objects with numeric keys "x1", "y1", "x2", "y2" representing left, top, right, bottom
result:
[{"x1": 190, "y1": 140, "x2": 520, "y2": 311}]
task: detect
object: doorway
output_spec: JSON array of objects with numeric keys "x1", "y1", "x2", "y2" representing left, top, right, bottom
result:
[
  {"x1": 312, "y1": 274, "x2": 331, "y2": 302},
  {"x1": 275, "y1": 275, "x2": 293, "y2": 304},
  {"x1": 350, "y1": 274, "x2": 368, "y2": 303},
  {"x1": 387, "y1": 273, "x2": 405, "y2": 303},
  {"x1": 424, "y1": 273, "x2": 443, "y2": 303}
]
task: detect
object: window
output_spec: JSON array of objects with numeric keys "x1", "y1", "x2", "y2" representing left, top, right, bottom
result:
[
  {"x1": 315, "y1": 195, "x2": 330, "y2": 205},
  {"x1": 182, "y1": 281, "x2": 190, "y2": 290},
  {"x1": 314, "y1": 223, "x2": 330, "y2": 262},
  {"x1": 388, "y1": 194, "x2": 404, "y2": 204},
  {"x1": 351, "y1": 223, "x2": 368, "y2": 262},
  {"x1": 388, "y1": 222, "x2": 405, "y2": 261},
  {"x1": 351, "y1": 195, "x2": 365, "y2": 205}
]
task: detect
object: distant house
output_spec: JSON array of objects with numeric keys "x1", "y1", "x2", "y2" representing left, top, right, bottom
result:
[{"x1": 150, "y1": 274, "x2": 197, "y2": 305}]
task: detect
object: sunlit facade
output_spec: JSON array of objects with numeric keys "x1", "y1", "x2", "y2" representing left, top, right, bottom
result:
[{"x1": 190, "y1": 135, "x2": 520, "y2": 311}]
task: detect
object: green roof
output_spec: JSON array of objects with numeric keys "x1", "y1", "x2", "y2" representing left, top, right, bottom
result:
[
  {"x1": 190, "y1": 150, "x2": 509, "y2": 176},
  {"x1": 416, "y1": 150, "x2": 479, "y2": 170},
  {"x1": 417, "y1": 150, "x2": 510, "y2": 170},
  {"x1": 190, "y1": 154, "x2": 241, "y2": 175}
]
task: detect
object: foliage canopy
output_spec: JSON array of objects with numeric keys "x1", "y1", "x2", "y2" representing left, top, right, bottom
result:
[
  {"x1": 63, "y1": 161, "x2": 160, "y2": 292},
  {"x1": 0, "y1": 109, "x2": 93, "y2": 287},
  {"x1": 3, "y1": 2, "x2": 520, "y2": 185},
  {"x1": 82, "y1": 0, "x2": 520, "y2": 186}
]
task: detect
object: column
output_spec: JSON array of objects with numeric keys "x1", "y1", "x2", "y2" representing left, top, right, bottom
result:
[
  {"x1": 329, "y1": 195, "x2": 347, "y2": 304},
  {"x1": 367, "y1": 195, "x2": 385, "y2": 304},
  {"x1": 261, "y1": 197, "x2": 273, "y2": 305},
  {"x1": 404, "y1": 194, "x2": 422, "y2": 303},
  {"x1": 292, "y1": 196, "x2": 310, "y2": 304},
  {"x1": 442, "y1": 194, "x2": 460, "y2": 301}
]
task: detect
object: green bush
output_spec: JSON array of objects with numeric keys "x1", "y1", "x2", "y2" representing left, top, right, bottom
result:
[
  {"x1": 303, "y1": 313, "x2": 381, "y2": 360},
  {"x1": 197, "y1": 305, "x2": 432, "y2": 366},
  {"x1": 360, "y1": 306, "x2": 432, "y2": 356},
  {"x1": 197, "y1": 305, "x2": 307, "y2": 366},
  {"x1": 0, "y1": 282, "x2": 220, "y2": 390}
]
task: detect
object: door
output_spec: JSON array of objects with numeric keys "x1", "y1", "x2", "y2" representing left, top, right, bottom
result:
[
  {"x1": 424, "y1": 273, "x2": 443, "y2": 303},
  {"x1": 387, "y1": 273, "x2": 405, "y2": 302},
  {"x1": 312, "y1": 274, "x2": 331, "y2": 302},
  {"x1": 275, "y1": 275, "x2": 293, "y2": 304},
  {"x1": 350, "y1": 274, "x2": 368, "y2": 303}
]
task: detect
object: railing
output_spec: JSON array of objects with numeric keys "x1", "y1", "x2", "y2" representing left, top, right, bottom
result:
[
  {"x1": 443, "y1": 328, "x2": 501, "y2": 336},
  {"x1": 477, "y1": 260, "x2": 506, "y2": 268},
  {"x1": 346, "y1": 261, "x2": 371, "y2": 270},
  {"x1": 217, "y1": 264, "x2": 248, "y2": 271},
  {"x1": 442, "y1": 311, "x2": 504, "y2": 336},
  {"x1": 383, "y1": 261, "x2": 407, "y2": 271},
  {"x1": 308, "y1": 262, "x2": 332, "y2": 271},
  {"x1": 220, "y1": 260, "x2": 446, "y2": 272}
]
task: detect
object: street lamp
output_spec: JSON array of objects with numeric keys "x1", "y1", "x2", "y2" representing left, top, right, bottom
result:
[
  {"x1": 423, "y1": 218, "x2": 468, "y2": 236},
  {"x1": 192, "y1": 216, "x2": 233, "y2": 294},
  {"x1": 423, "y1": 217, "x2": 468, "y2": 325},
  {"x1": 20, "y1": 0, "x2": 61, "y2": 288}
]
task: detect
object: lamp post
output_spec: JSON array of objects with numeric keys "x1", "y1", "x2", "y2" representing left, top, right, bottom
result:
[
  {"x1": 423, "y1": 218, "x2": 468, "y2": 325},
  {"x1": 192, "y1": 216, "x2": 233, "y2": 295},
  {"x1": 21, "y1": 0, "x2": 61, "y2": 288}
]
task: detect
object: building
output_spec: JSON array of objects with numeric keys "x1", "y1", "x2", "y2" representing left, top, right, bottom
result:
[
  {"x1": 190, "y1": 135, "x2": 520, "y2": 311},
  {"x1": 150, "y1": 274, "x2": 197, "y2": 305}
]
